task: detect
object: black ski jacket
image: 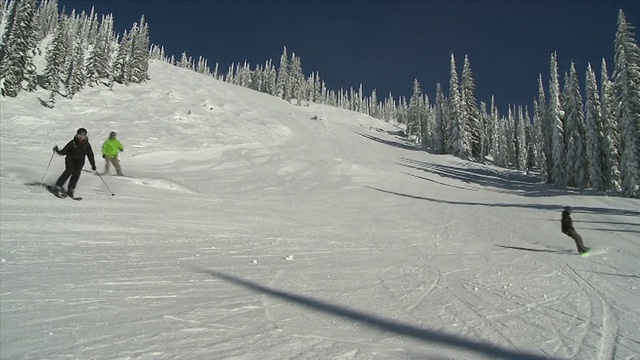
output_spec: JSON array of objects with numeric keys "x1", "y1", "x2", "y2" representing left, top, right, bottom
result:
[
  {"x1": 56, "y1": 136, "x2": 97, "y2": 169},
  {"x1": 561, "y1": 210, "x2": 574, "y2": 234}
]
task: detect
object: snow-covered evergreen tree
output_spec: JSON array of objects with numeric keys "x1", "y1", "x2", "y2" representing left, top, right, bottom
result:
[
  {"x1": 532, "y1": 99, "x2": 545, "y2": 177},
  {"x1": 584, "y1": 63, "x2": 605, "y2": 190},
  {"x1": 82, "y1": 6, "x2": 99, "y2": 45},
  {"x1": 289, "y1": 53, "x2": 305, "y2": 104},
  {"x1": 563, "y1": 62, "x2": 588, "y2": 188},
  {"x1": 549, "y1": 53, "x2": 566, "y2": 186},
  {"x1": 461, "y1": 55, "x2": 481, "y2": 158},
  {"x1": 421, "y1": 94, "x2": 432, "y2": 149},
  {"x1": 433, "y1": 82, "x2": 447, "y2": 154},
  {"x1": 516, "y1": 106, "x2": 528, "y2": 171},
  {"x1": 35, "y1": 0, "x2": 58, "y2": 40},
  {"x1": 0, "y1": 0, "x2": 38, "y2": 97},
  {"x1": 489, "y1": 98, "x2": 501, "y2": 163},
  {"x1": 600, "y1": 59, "x2": 622, "y2": 192},
  {"x1": 113, "y1": 30, "x2": 131, "y2": 84},
  {"x1": 43, "y1": 15, "x2": 69, "y2": 105},
  {"x1": 129, "y1": 16, "x2": 150, "y2": 83},
  {"x1": 64, "y1": 31, "x2": 85, "y2": 98},
  {"x1": 613, "y1": 10, "x2": 640, "y2": 197},
  {"x1": 407, "y1": 79, "x2": 423, "y2": 140},
  {"x1": 86, "y1": 14, "x2": 114, "y2": 85},
  {"x1": 275, "y1": 46, "x2": 290, "y2": 101},
  {"x1": 448, "y1": 54, "x2": 468, "y2": 157},
  {"x1": 536, "y1": 75, "x2": 552, "y2": 182},
  {"x1": 263, "y1": 59, "x2": 277, "y2": 96},
  {"x1": 524, "y1": 107, "x2": 535, "y2": 172},
  {"x1": 478, "y1": 101, "x2": 488, "y2": 162},
  {"x1": 505, "y1": 107, "x2": 517, "y2": 167}
]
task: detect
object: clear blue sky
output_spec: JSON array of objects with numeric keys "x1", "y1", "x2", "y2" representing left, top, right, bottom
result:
[{"x1": 58, "y1": 1, "x2": 640, "y2": 112}]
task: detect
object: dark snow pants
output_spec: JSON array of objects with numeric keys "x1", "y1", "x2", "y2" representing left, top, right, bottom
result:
[
  {"x1": 55, "y1": 159, "x2": 83, "y2": 191},
  {"x1": 563, "y1": 229, "x2": 588, "y2": 253}
]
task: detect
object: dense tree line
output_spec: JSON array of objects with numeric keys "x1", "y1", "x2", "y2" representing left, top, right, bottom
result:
[
  {"x1": 1, "y1": 1, "x2": 638, "y2": 197},
  {"x1": 0, "y1": 0, "x2": 149, "y2": 105}
]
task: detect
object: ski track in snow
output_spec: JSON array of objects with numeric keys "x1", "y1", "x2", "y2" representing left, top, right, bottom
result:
[{"x1": 2, "y1": 60, "x2": 640, "y2": 359}]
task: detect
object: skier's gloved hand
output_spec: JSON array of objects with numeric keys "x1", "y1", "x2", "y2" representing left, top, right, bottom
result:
[
  {"x1": 102, "y1": 154, "x2": 106, "y2": 159},
  {"x1": 53, "y1": 145, "x2": 58, "y2": 153},
  {"x1": 91, "y1": 164, "x2": 97, "y2": 171}
]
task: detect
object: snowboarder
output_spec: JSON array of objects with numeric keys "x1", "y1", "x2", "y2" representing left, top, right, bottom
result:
[
  {"x1": 52, "y1": 127, "x2": 97, "y2": 198},
  {"x1": 102, "y1": 131, "x2": 124, "y2": 176},
  {"x1": 561, "y1": 206, "x2": 590, "y2": 255}
]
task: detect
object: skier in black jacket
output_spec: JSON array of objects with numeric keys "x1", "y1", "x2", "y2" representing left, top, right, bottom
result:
[
  {"x1": 52, "y1": 128, "x2": 97, "y2": 197},
  {"x1": 561, "y1": 206, "x2": 590, "y2": 255}
]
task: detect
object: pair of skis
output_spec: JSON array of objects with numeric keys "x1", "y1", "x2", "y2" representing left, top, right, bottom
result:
[{"x1": 45, "y1": 185, "x2": 83, "y2": 201}]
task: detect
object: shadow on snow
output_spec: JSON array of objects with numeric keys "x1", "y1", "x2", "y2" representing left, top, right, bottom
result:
[
  {"x1": 366, "y1": 186, "x2": 640, "y2": 218},
  {"x1": 196, "y1": 268, "x2": 559, "y2": 360},
  {"x1": 396, "y1": 158, "x2": 625, "y2": 198},
  {"x1": 356, "y1": 131, "x2": 629, "y2": 199},
  {"x1": 495, "y1": 245, "x2": 574, "y2": 254}
]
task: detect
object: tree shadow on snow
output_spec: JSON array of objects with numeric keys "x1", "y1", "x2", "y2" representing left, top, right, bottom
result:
[
  {"x1": 196, "y1": 268, "x2": 556, "y2": 360},
  {"x1": 355, "y1": 132, "x2": 424, "y2": 152},
  {"x1": 396, "y1": 158, "x2": 622, "y2": 198},
  {"x1": 366, "y1": 186, "x2": 640, "y2": 218},
  {"x1": 495, "y1": 245, "x2": 573, "y2": 255}
]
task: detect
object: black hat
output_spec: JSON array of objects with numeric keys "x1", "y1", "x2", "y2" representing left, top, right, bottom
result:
[
  {"x1": 77, "y1": 128, "x2": 87, "y2": 135},
  {"x1": 563, "y1": 206, "x2": 571, "y2": 213},
  {"x1": 109, "y1": 131, "x2": 117, "y2": 137}
]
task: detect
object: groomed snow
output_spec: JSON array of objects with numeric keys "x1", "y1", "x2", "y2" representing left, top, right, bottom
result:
[{"x1": 1, "y1": 60, "x2": 639, "y2": 359}]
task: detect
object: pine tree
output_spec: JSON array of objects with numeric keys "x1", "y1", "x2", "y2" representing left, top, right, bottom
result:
[
  {"x1": 505, "y1": 107, "x2": 517, "y2": 166},
  {"x1": 549, "y1": 53, "x2": 566, "y2": 186},
  {"x1": 489, "y1": 98, "x2": 501, "y2": 164},
  {"x1": 129, "y1": 15, "x2": 149, "y2": 83},
  {"x1": 275, "y1": 46, "x2": 290, "y2": 101},
  {"x1": 478, "y1": 101, "x2": 488, "y2": 162},
  {"x1": 407, "y1": 79, "x2": 423, "y2": 140},
  {"x1": 35, "y1": 0, "x2": 58, "y2": 40},
  {"x1": 600, "y1": 59, "x2": 622, "y2": 192},
  {"x1": 0, "y1": 0, "x2": 18, "y2": 64},
  {"x1": 43, "y1": 15, "x2": 69, "y2": 105},
  {"x1": 584, "y1": 63, "x2": 605, "y2": 190},
  {"x1": 461, "y1": 55, "x2": 481, "y2": 158},
  {"x1": 537, "y1": 75, "x2": 552, "y2": 182},
  {"x1": 264, "y1": 59, "x2": 277, "y2": 96},
  {"x1": 0, "y1": 0, "x2": 38, "y2": 97},
  {"x1": 86, "y1": 14, "x2": 114, "y2": 84},
  {"x1": 289, "y1": 53, "x2": 305, "y2": 104},
  {"x1": 433, "y1": 82, "x2": 447, "y2": 154},
  {"x1": 525, "y1": 107, "x2": 536, "y2": 172},
  {"x1": 516, "y1": 106, "x2": 528, "y2": 171},
  {"x1": 421, "y1": 94, "x2": 432, "y2": 149},
  {"x1": 113, "y1": 30, "x2": 131, "y2": 84},
  {"x1": 449, "y1": 53, "x2": 468, "y2": 157},
  {"x1": 613, "y1": 10, "x2": 640, "y2": 197},
  {"x1": 563, "y1": 62, "x2": 588, "y2": 188},
  {"x1": 64, "y1": 32, "x2": 85, "y2": 98},
  {"x1": 533, "y1": 99, "x2": 546, "y2": 178}
]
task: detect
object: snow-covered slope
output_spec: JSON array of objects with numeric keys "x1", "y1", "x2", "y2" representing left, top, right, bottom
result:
[{"x1": 1, "y1": 60, "x2": 639, "y2": 360}]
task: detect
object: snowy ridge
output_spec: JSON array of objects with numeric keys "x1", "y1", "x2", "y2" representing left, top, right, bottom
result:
[{"x1": 1, "y1": 60, "x2": 639, "y2": 359}]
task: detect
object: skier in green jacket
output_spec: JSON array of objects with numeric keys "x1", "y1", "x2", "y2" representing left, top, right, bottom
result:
[{"x1": 102, "y1": 131, "x2": 124, "y2": 176}]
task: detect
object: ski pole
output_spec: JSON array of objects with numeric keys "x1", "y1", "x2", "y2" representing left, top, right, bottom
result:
[
  {"x1": 40, "y1": 151, "x2": 55, "y2": 185},
  {"x1": 95, "y1": 172, "x2": 115, "y2": 196}
]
